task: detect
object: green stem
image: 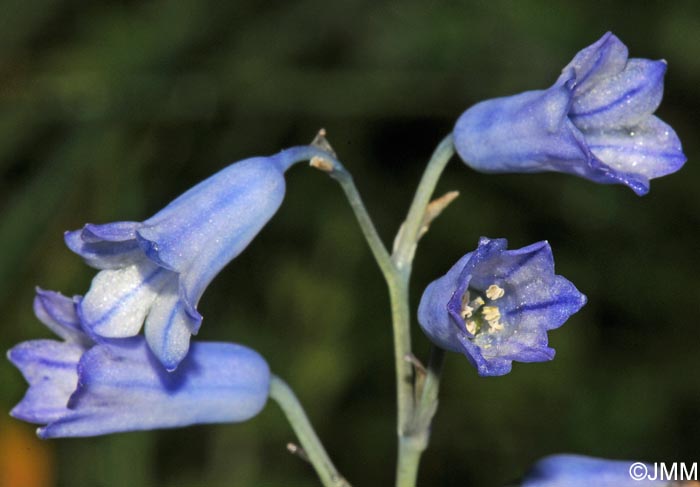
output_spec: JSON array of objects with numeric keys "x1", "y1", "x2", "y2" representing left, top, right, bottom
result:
[
  {"x1": 319, "y1": 135, "x2": 455, "y2": 487},
  {"x1": 396, "y1": 349, "x2": 445, "y2": 487},
  {"x1": 396, "y1": 435, "x2": 427, "y2": 487},
  {"x1": 388, "y1": 272, "x2": 413, "y2": 434},
  {"x1": 269, "y1": 375, "x2": 351, "y2": 487},
  {"x1": 318, "y1": 155, "x2": 414, "y2": 441},
  {"x1": 326, "y1": 167, "x2": 394, "y2": 279},
  {"x1": 391, "y1": 135, "x2": 454, "y2": 487},
  {"x1": 393, "y1": 134, "x2": 455, "y2": 271}
]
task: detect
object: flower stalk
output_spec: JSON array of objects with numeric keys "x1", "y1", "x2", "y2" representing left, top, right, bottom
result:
[
  {"x1": 320, "y1": 133, "x2": 455, "y2": 487},
  {"x1": 391, "y1": 135, "x2": 455, "y2": 487},
  {"x1": 269, "y1": 375, "x2": 351, "y2": 487}
]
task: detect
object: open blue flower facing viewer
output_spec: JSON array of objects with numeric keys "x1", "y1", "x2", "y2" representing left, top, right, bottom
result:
[{"x1": 418, "y1": 238, "x2": 586, "y2": 376}]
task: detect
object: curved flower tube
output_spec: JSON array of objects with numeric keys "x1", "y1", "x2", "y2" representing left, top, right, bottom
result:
[
  {"x1": 8, "y1": 289, "x2": 270, "y2": 438},
  {"x1": 65, "y1": 146, "x2": 328, "y2": 370},
  {"x1": 522, "y1": 454, "x2": 678, "y2": 487},
  {"x1": 454, "y1": 32, "x2": 686, "y2": 195},
  {"x1": 417, "y1": 237, "x2": 586, "y2": 376}
]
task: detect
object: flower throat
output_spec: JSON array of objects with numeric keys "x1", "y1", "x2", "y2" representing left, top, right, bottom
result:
[{"x1": 460, "y1": 284, "x2": 506, "y2": 336}]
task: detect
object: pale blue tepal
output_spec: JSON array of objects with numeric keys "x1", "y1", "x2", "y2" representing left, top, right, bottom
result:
[
  {"x1": 65, "y1": 147, "x2": 324, "y2": 370},
  {"x1": 9, "y1": 289, "x2": 270, "y2": 438},
  {"x1": 522, "y1": 455, "x2": 668, "y2": 487},
  {"x1": 454, "y1": 32, "x2": 686, "y2": 195}
]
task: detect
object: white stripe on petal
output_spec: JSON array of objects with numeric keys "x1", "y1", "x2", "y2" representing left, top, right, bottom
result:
[
  {"x1": 586, "y1": 116, "x2": 686, "y2": 178},
  {"x1": 80, "y1": 258, "x2": 175, "y2": 338}
]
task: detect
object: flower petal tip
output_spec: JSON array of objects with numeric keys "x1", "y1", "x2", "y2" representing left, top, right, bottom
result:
[{"x1": 454, "y1": 33, "x2": 684, "y2": 193}]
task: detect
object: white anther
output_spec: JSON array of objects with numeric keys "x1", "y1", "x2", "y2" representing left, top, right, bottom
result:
[
  {"x1": 485, "y1": 284, "x2": 505, "y2": 300},
  {"x1": 465, "y1": 320, "x2": 477, "y2": 335},
  {"x1": 461, "y1": 305, "x2": 474, "y2": 319},
  {"x1": 481, "y1": 306, "x2": 501, "y2": 322},
  {"x1": 462, "y1": 293, "x2": 485, "y2": 320},
  {"x1": 488, "y1": 321, "x2": 504, "y2": 332}
]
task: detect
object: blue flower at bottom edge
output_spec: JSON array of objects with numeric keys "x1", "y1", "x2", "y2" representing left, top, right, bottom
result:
[
  {"x1": 8, "y1": 288, "x2": 270, "y2": 438},
  {"x1": 64, "y1": 146, "x2": 323, "y2": 371},
  {"x1": 454, "y1": 32, "x2": 686, "y2": 195},
  {"x1": 417, "y1": 237, "x2": 586, "y2": 376},
  {"x1": 521, "y1": 454, "x2": 681, "y2": 487}
]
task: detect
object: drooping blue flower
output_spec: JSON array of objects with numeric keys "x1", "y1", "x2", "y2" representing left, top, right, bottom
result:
[
  {"x1": 454, "y1": 32, "x2": 686, "y2": 195},
  {"x1": 521, "y1": 454, "x2": 669, "y2": 487},
  {"x1": 417, "y1": 237, "x2": 586, "y2": 376},
  {"x1": 65, "y1": 146, "x2": 329, "y2": 370},
  {"x1": 9, "y1": 288, "x2": 270, "y2": 438}
]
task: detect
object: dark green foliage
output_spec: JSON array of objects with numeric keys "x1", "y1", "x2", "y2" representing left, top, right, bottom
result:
[{"x1": 1, "y1": 1, "x2": 698, "y2": 485}]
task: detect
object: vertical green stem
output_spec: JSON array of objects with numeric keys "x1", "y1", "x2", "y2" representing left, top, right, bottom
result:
[
  {"x1": 393, "y1": 134, "x2": 455, "y2": 270},
  {"x1": 269, "y1": 375, "x2": 351, "y2": 487},
  {"x1": 320, "y1": 156, "x2": 415, "y2": 441},
  {"x1": 397, "y1": 435, "x2": 427, "y2": 486},
  {"x1": 318, "y1": 134, "x2": 455, "y2": 487},
  {"x1": 388, "y1": 271, "x2": 413, "y2": 434},
  {"x1": 391, "y1": 134, "x2": 455, "y2": 487}
]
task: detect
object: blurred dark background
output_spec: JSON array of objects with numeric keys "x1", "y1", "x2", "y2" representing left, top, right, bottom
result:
[{"x1": 1, "y1": 1, "x2": 699, "y2": 486}]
